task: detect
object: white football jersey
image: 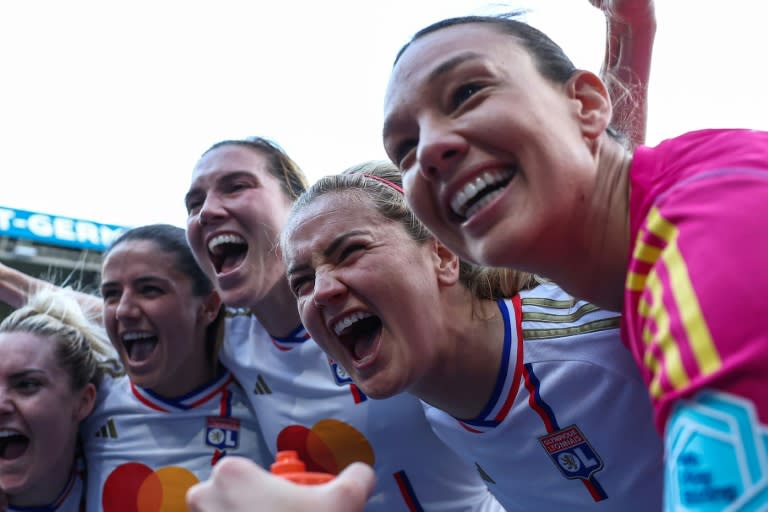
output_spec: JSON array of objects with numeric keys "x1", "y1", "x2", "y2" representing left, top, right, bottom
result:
[
  {"x1": 222, "y1": 314, "x2": 503, "y2": 512},
  {"x1": 423, "y1": 283, "x2": 664, "y2": 511},
  {"x1": 81, "y1": 371, "x2": 268, "y2": 512}
]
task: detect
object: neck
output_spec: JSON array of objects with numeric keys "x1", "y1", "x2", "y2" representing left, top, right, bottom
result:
[
  {"x1": 151, "y1": 348, "x2": 219, "y2": 399},
  {"x1": 548, "y1": 138, "x2": 632, "y2": 311},
  {"x1": 412, "y1": 291, "x2": 507, "y2": 419},
  {"x1": 10, "y1": 458, "x2": 75, "y2": 508},
  {"x1": 249, "y1": 277, "x2": 301, "y2": 338}
]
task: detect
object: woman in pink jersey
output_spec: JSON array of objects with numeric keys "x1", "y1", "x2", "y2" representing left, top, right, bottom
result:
[
  {"x1": 382, "y1": 9, "x2": 768, "y2": 511},
  {"x1": 0, "y1": 289, "x2": 116, "y2": 511}
]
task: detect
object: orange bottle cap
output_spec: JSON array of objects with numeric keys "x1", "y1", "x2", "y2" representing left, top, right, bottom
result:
[{"x1": 271, "y1": 450, "x2": 335, "y2": 486}]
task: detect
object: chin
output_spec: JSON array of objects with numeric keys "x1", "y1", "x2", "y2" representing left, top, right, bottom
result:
[
  {"x1": 357, "y1": 377, "x2": 404, "y2": 400},
  {"x1": 218, "y1": 287, "x2": 252, "y2": 309}
]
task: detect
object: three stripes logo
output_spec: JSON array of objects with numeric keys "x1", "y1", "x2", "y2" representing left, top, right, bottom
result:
[
  {"x1": 253, "y1": 375, "x2": 272, "y2": 395},
  {"x1": 95, "y1": 418, "x2": 119, "y2": 439}
]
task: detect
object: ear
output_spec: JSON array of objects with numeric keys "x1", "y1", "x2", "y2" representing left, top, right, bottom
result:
[
  {"x1": 566, "y1": 70, "x2": 612, "y2": 140},
  {"x1": 76, "y1": 382, "x2": 97, "y2": 422},
  {"x1": 201, "y1": 291, "x2": 223, "y2": 326},
  {"x1": 429, "y1": 238, "x2": 461, "y2": 287}
]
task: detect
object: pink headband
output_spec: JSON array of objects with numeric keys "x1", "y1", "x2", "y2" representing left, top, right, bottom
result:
[{"x1": 362, "y1": 173, "x2": 404, "y2": 194}]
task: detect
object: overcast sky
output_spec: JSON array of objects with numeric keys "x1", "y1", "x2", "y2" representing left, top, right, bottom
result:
[{"x1": 1, "y1": 1, "x2": 766, "y2": 229}]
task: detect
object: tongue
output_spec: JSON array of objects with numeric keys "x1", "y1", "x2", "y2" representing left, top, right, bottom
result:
[
  {"x1": 129, "y1": 339, "x2": 157, "y2": 362},
  {"x1": 0, "y1": 436, "x2": 29, "y2": 460},
  {"x1": 220, "y1": 252, "x2": 246, "y2": 274},
  {"x1": 353, "y1": 333, "x2": 377, "y2": 361}
]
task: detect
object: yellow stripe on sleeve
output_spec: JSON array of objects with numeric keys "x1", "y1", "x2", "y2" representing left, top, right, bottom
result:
[
  {"x1": 662, "y1": 238, "x2": 722, "y2": 376},
  {"x1": 642, "y1": 270, "x2": 690, "y2": 398}
]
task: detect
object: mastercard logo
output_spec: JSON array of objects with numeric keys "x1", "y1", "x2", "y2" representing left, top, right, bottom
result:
[
  {"x1": 102, "y1": 462, "x2": 198, "y2": 511},
  {"x1": 277, "y1": 418, "x2": 375, "y2": 474}
]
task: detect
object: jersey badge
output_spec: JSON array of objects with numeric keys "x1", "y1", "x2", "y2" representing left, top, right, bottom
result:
[
  {"x1": 328, "y1": 357, "x2": 353, "y2": 386},
  {"x1": 539, "y1": 424, "x2": 604, "y2": 481},
  {"x1": 665, "y1": 391, "x2": 767, "y2": 511},
  {"x1": 206, "y1": 417, "x2": 240, "y2": 450}
]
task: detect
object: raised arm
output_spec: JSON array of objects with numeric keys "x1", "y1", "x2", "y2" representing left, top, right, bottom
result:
[
  {"x1": 0, "y1": 261, "x2": 102, "y2": 320},
  {"x1": 591, "y1": 0, "x2": 656, "y2": 147}
]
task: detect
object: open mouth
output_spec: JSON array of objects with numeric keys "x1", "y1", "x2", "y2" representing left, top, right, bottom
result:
[
  {"x1": 122, "y1": 332, "x2": 159, "y2": 363},
  {"x1": 0, "y1": 430, "x2": 29, "y2": 461},
  {"x1": 333, "y1": 311, "x2": 383, "y2": 364},
  {"x1": 450, "y1": 167, "x2": 517, "y2": 220},
  {"x1": 208, "y1": 234, "x2": 248, "y2": 274}
]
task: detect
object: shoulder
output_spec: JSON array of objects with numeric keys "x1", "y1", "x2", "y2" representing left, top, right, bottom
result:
[{"x1": 519, "y1": 282, "x2": 620, "y2": 334}]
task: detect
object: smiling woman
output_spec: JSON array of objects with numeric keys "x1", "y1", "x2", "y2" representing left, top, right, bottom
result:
[
  {"x1": 384, "y1": 11, "x2": 768, "y2": 511},
  {"x1": 0, "y1": 288, "x2": 116, "y2": 511},
  {"x1": 81, "y1": 224, "x2": 269, "y2": 511},
  {"x1": 280, "y1": 161, "x2": 664, "y2": 511}
]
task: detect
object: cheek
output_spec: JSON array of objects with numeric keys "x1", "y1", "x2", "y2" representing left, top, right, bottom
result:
[
  {"x1": 298, "y1": 299, "x2": 322, "y2": 335},
  {"x1": 103, "y1": 312, "x2": 119, "y2": 339},
  {"x1": 404, "y1": 179, "x2": 436, "y2": 224}
]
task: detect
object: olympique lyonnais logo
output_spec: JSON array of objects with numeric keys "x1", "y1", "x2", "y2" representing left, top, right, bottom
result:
[
  {"x1": 205, "y1": 417, "x2": 240, "y2": 450},
  {"x1": 539, "y1": 424, "x2": 604, "y2": 480},
  {"x1": 328, "y1": 358, "x2": 353, "y2": 386}
]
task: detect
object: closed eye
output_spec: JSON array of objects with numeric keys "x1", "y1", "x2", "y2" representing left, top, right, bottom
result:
[
  {"x1": 339, "y1": 243, "x2": 365, "y2": 262},
  {"x1": 289, "y1": 275, "x2": 314, "y2": 298},
  {"x1": 185, "y1": 193, "x2": 204, "y2": 215},
  {"x1": 14, "y1": 378, "x2": 42, "y2": 395},
  {"x1": 100, "y1": 288, "x2": 121, "y2": 303},
  {"x1": 139, "y1": 285, "x2": 164, "y2": 297},
  {"x1": 226, "y1": 181, "x2": 250, "y2": 194},
  {"x1": 393, "y1": 139, "x2": 418, "y2": 169}
]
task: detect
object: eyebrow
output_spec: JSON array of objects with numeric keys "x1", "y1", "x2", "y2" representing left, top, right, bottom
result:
[
  {"x1": 383, "y1": 51, "x2": 483, "y2": 139},
  {"x1": 10, "y1": 369, "x2": 46, "y2": 379},
  {"x1": 287, "y1": 230, "x2": 369, "y2": 275},
  {"x1": 184, "y1": 170, "x2": 258, "y2": 205},
  {"x1": 427, "y1": 51, "x2": 484, "y2": 84},
  {"x1": 100, "y1": 276, "x2": 166, "y2": 291}
]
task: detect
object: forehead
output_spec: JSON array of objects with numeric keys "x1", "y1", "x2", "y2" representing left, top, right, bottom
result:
[
  {"x1": 189, "y1": 145, "x2": 273, "y2": 187},
  {"x1": 102, "y1": 240, "x2": 179, "y2": 280},
  {"x1": 0, "y1": 331, "x2": 57, "y2": 369},
  {"x1": 385, "y1": 23, "x2": 527, "y2": 109},
  {"x1": 285, "y1": 192, "x2": 388, "y2": 252}
]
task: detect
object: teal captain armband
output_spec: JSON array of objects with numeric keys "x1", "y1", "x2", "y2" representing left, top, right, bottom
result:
[{"x1": 664, "y1": 391, "x2": 768, "y2": 511}]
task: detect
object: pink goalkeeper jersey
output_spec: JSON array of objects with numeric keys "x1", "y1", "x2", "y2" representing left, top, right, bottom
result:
[
  {"x1": 625, "y1": 128, "x2": 768, "y2": 431},
  {"x1": 625, "y1": 129, "x2": 768, "y2": 510}
]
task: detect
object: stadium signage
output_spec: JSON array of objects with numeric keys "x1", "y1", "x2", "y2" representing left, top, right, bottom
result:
[{"x1": 0, "y1": 206, "x2": 129, "y2": 252}]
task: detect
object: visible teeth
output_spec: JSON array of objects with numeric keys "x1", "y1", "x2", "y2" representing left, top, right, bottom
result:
[
  {"x1": 465, "y1": 189, "x2": 504, "y2": 219},
  {"x1": 333, "y1": 311, "x2": 373, "y2": 336},
  {"x1": 122, "y1": 332, "x2": 154, "y2": 342},
  {"x1": 208, "y1": 234, "x2": 246, "y2": 252},
  {"x1": 0, "y1": 429, "x2": 22, "y2": 438},
  {"x1": 450, "y1": 169, "x2": 514, "y2": 218}
]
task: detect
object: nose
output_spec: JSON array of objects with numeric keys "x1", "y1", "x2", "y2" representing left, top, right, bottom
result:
[
  {"x1": 312, "y1": 270, "x2": 347, "y2": 307},
  {"x1": 416, "y1": 120, "x2": 467, "y2": 181},
  {"x1": 114, "y1": 292, "x2": 140, "y2": 321},
  {"x1": 0, "y1": 387, "x2": 14, "y2": 415},
  {"x1": 198, "y1": 193, "x2": 227, "y2": 226}
]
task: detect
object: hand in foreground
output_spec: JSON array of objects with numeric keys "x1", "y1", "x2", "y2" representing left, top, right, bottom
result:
[{"x1": 187, "y1": 457, "x2": 375, "y2": 512}]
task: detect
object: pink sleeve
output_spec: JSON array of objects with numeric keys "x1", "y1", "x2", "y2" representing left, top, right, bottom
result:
[{"x1": 626, "y1": 167, "x2": 768, "y2": 431}]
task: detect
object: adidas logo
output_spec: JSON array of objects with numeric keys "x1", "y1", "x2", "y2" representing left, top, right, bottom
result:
[
  {"x1": 95, "y1": 418, "x2": 118, "y2": 439},
  {"x1": 253, "y1": 375, "x2": 272, "y2": 395}
]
